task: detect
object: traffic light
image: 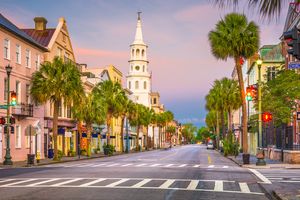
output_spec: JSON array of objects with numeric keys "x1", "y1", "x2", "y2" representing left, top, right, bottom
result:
[
  {"x1": 0, "y1": 117, "x2": 5, "y2": 125},
  {"x1": 10, "y1": 91, "x2": 17, "y2": 106},
  {"x1": 250, "y1": 85, "x2": 258, "y2": 100},
  {"x1": 246, "y1": 87, "x2": 252, "y2": 101},
  {"x1": 9, "y1": 116, "x2": 15, "y2": 124},
  {"x1": 262, "y1": 112, "x2": 273, "y2": 122},
  {"x1": 283, "y1": 26, "x2": 300, "y2": 59}
]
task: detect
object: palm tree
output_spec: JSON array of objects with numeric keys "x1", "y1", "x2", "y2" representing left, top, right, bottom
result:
[
  {"x1": 163, "y1": 111, "x2": 174, "y2": 144},
  {"x1": 156, "y1": 113, "x2": 166, "y2": 148},
  {"x1": 141, "y1": 107, "x2": 153, "y2": 150},
  {"x1": 213, "y1": 0, "x2": 288, "y2": 20},
  {"x1": 30, "y1": 57, "x2": 84, "y2": 160},
  {"x1": 93, "y1": 80, "x2": 125, "y2": 145},
  {"x1": 209, "y1": 13, "x2": 259, "y2": 153},
  {"x1": 72, "y1": 92, "x2": 106, "y2": 156},
  {"x1": 150, "y1": 111, "x2": 157, "y2": 148}
]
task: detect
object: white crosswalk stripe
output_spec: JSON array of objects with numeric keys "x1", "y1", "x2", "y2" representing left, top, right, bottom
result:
[
  {"x1": 193, "y1": 165, "x2": 200, "y2": 168},
  {"x1": 0, "y1": 178, "x2": 264, "y2": 195},
  {"x1": 258, "y1": 169, "x2": 300, "y2": 183}
]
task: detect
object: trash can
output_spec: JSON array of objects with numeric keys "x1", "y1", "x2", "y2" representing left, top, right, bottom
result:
[
  {"x1": 48, "y1": 149, "x2": 54, "y2": 159},
  {"x1": 27, "y1": 154, "x2": 35, "y2": 165}
]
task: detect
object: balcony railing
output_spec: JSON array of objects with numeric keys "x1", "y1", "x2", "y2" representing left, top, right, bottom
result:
[{"x1": 12, "y1": 103, "x2": 33, "y2": 117}]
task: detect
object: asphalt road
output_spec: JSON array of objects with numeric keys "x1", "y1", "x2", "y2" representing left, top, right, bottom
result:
[{"x1": 0, "y1": 145, "x2": 270, "y2": 200}]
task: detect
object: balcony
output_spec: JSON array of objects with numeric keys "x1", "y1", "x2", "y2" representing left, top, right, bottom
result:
[{"x1": 12, "y1": 103, "x2": 33, "y2": 117}]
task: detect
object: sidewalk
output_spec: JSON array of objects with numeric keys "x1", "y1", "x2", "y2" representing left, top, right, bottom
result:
[{"x1": 227, "y1": 153, "x2": 300, "y2": 169}]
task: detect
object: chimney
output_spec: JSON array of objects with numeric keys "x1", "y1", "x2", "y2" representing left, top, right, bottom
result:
[{"x1": 34, "y1": 17, "x2": 47, "y2": 31}]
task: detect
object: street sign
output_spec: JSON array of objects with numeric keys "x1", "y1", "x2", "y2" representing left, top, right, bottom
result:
[
  {"x1": 0, "y1": 105, "x2": 8, "y2": 109},
  {"x1": 297, "y1": 112, "x2": 300, "y2": 120},
  {"x1": 288, "y1": 62, "x2": 300, "y2": 69}
]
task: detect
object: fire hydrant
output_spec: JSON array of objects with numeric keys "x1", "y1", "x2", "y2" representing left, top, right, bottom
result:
[{"x1": 36, "y1": 151, "x2": 41, "y2": 163}]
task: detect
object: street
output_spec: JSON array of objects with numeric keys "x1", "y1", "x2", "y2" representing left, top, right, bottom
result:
[{"x1": 0, "y1": 145, "x2": 269, "y2": 200}]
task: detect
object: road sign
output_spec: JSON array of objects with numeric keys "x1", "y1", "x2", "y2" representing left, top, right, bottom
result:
[
  {"x1": 288, "y1": 62, "x2": 300, "y2": 69},
  {"x1": 0, "y1": 105, "x2": 8, "y2": 109},
  {"x1": 297, "y1": 112, "x2": 300, "y2": 120}
]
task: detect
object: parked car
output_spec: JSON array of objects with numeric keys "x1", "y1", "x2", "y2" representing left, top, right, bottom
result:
[{"x1": 207, "y1": 141, "x2": 214, "y2": 150}]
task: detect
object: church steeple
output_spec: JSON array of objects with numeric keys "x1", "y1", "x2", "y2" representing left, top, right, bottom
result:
[{"x1": 133, "y1": 12, "x2": 145, "y2": 45}]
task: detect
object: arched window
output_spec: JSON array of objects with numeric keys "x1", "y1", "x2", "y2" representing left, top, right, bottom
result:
[
  {"x1": 131, "y1": 65, "x2": 133, "y2": 71},
  {"x1": 135, "y1": 81, "x2": 139, "y2": 89},
  {"x1": 154, "y1": 98, "x2": 157, "y2": 104},
  {"x1": 128, "y1": 81, "x2": 131, "y2": 89},
  {"x1": 141, "y1": 49, "x2": 145, "y2": 58},
  {"x1": 144, "y1": 81, "x2": 147, "y2": 89},
  {"x1": 136, "y1": 49, "x2": 140, "y2": 58},
  {"x1": 143, "y1": 65, "x2": 145, "y2": 72},
  {"x1": 132, "y1": 49, "x2": 134, "y2": 57}
]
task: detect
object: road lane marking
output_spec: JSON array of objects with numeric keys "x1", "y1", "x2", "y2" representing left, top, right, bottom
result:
[
  {"x1": 208, "y1": 155, "x2": 212, "y2": 164},
  {"x1": 105, "y1": 179, "x2": 129, "y2": 187},
  {"x1": 178, "y1": 164, "x2": 187, "y2": 168},
  {"x1": 90, "y1": 163, "x2": 107, "y2": 167},
  {"x1": 208, "y1": 165, "x2": 215, "y2": 168},
  {"x1": 79, "y1": 178, "x2": 106, "y2": 187},
  {"x1": 159, "y1": 180, "x2": 175, "y2": 189},
  {"x1": 1, "y1": 179, "x2": 37, "y2": 187},
  {"x1": 131, "y1": 179, "x2": 152, "y2": 188},
  {"x1": 136, "y1": 163, "x2": 146, "y2": 167},
  {"x1": 0, "y1": 179, "x2": 15, "y2": 183},
  {"x1": 76, "y1": 164, "x2": 94, "y2": 168},
  {"x1": 121, "y1": 163, "x2": 133, "y2": 167},
  {"x1": 187, "y1": 180, "x2": 199, "y2": 190},
  {"x1": 239, "y1": 182, "x2": 250, "y2": 193},
  {"x1": 64, "y1": 163, "x2": 88, "y2": 168},
  {"x1": 106, "y1": 163, "x2": 119, "y2": 167},
  {"x1": 248, "y1": 169, "x2": 271, "y2": 184},
  {"x1": 27, "y1": 179, "x2": 60, "y2": 186},
  {"x1": 51, "y1": 178, "x2": 82, "y2": 186},
  {"x1": 150, "y1": 164, "x2": 161, "y2": 167},
  {"x1": 214, "y1": 181, "x2": 223, "y2": 191},
  {"x1": 164, "y1": 164, "x2": 174, "y2": 167},
  {"x1": 222, "y1": 166, "x2": 228, "y2": 168},
  {"x1": 193, "y1": 165, "x2": 200, "y2": 168}
]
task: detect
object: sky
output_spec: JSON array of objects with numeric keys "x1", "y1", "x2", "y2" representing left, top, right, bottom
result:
[{"x1": 1, "y1": 0, "x2": 289, "y2": 127}]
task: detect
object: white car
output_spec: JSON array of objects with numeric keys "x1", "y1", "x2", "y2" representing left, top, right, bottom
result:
[{"x1": 207, "y1": 141, "x2": 214, "y2": 150}]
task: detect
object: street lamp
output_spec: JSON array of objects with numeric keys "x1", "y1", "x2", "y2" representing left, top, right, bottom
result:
[
  {"x1": 3, "y1": 64, "x2": 13, "y2": 165},
  {"x1": 256, "y1": 58, "x2": 266, "y2": 166}
]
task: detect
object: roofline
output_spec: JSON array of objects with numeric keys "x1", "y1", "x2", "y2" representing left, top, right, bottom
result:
[{"x1": 0, "y1": 25, "x2": 48, "y2": 52}]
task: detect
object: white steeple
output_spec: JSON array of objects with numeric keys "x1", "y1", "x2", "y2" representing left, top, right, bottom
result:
[
  {"x1": 126, "y1": 12, "x2": 151, "y2": 107},
  {"x1": 133, "y1": 12, "x2": 145, "y2": 45}
]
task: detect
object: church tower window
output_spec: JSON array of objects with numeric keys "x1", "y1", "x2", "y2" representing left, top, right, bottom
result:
[
  {"x1": 135, "y1": 81, "x2": 139, "y2": 89},
  {"x1": 142, "y1": 49, "x2": 145, "y2": 58},
  {"x1": 144, "y1": 81, "x2": 147, "y2": 89},
  {"x1": 136, "y1": 49, "x2": 140, "y2": 58},
  {"x1": 143, "y1": 65, "x2": 145, "y2": 72},
  {"x1": 132, "y1": 49, "x2": 134, "y2": 57},
  {"x1": 129, "y1": 81, "x2": 131, "y2": 89}
]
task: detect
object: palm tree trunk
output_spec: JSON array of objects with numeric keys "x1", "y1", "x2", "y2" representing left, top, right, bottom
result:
[
  {"x1": 158, "y1": 126, "x2": 161, "y2": 148},
  {"x1": 216, "y1": 111, "x2": 220, "y2": 149},
  {"x1": 136, "y1": 125, "x2": 140, "y2": 151},
  {"x1": 53, "y1": 101, "x2": 59, "y2": 161},
  {"x1": 78, "y1": 121, "x2": 83, "y2": 156},
  {"x1": 228, "y1": 107, "x2": 233, "y2": 133},
  {"x1": 106, "y1": 114, "x2": 112, "y2": 145},
  {"x1": 87, "y1": 123, "x2": 92, "y2": 157},
  {"x1": 235, "y1": 58, "x2": 248, "y2": 153},
  {"x1": 152, "y1": 125, "x2": 155, "y2": 148},
  {"x1": 221, "y1": 109, "x2": 225, "y2": 139},
  {"x1": 120, "y1": 116, "x2": 125, "y2": 152}
]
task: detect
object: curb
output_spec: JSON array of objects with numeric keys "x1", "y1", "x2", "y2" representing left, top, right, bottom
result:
[{"x1": 257, "y1": 182, "x2": 283, "y2": 200}]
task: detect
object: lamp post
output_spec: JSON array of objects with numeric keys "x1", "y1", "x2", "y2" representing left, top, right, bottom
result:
[
  {"x1": 256, "y1": 58, "x2": 266, "y2": 166},
  {"x1": 3, "y1": 64, "x2": 13, "y2": 165}
]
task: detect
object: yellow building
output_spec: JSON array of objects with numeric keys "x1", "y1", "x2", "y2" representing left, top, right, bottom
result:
[{"x1": 23, "y1": 17, "x2": 78, "y2": 156}]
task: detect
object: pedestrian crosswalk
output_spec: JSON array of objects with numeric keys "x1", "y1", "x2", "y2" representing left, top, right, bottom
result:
[
  {"x1": 258, "y1": 169, "x2": 300, "y2": 183},
  {"x1": 0, "y1": 177, "x2": 264, "y2": 195},
  {"x1": 43, "y1": 162, "x2": 233, "y2": 169}
]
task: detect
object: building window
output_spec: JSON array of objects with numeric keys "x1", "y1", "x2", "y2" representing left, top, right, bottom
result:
[
  {"x1": 16, "y1": 44, "x2": 21, "y2": 64},
  {"x1": 15, "y1": 125, "x2": 21, "y2": 148},
  {"x1": 26, "y1": 84, "x2": 31, "y2": 104},
  {"x1": 25, "y1": 49, "x2": 31, "y2": 67},
  {"x1": 26, "y1": 135, "x2": 30, "y2": 148},
  {"x1": 142, "y1": 49, "x2": 145, "y2": 58},
  {"x1": 154, "y1": 98, "x2": 157, "y2": 104},
  {"x1": 58, "y1": 100, "x2": 62, "y2": 117},
  {"x1": 135, "y1": 81, "x2": 139, "y2": 89},
  {"x1": 16, "y1": 81, "x2": 21, "y2": 103},
  {"x1": 4, "y1": 78, "x2": 7, "y2": 101},
  {"x1": 132, "y1": 49, "x2": 134, "y2": 57},
  {"x1": 136, "y1": 49, "x2": 140, "y2": 58},
  {"x1": 35, "y1": 54, "x2": 40, "y2": 70},
  {"x1": 67, "y1": 105, "x2": 72, "y2": 118},
  {"x1": 57, "y1": 47, "x2": 62, "y2": 57},
  {"x1": 131, "y1": 65, "x2": 133, "y2": 71},
  {"x1": 129, "y1": 81, "x2": 131, "y2": 89},
  {"x1": 4, "y1": 39, "x2": 10, "y2": 59},
  {"x1": 267, "y1": 66, "x2": 277, "y2": 81},
  {"x1": 144, "y1": 81, "x2": 147, "y2": 89},
  {"x1": 143, "y1": 65, "x2": 145, "y2": 72}
]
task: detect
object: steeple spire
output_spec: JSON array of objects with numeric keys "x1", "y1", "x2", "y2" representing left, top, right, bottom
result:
[{"x1": 133, "y1": 11, "x2": 145, "y2": 45}]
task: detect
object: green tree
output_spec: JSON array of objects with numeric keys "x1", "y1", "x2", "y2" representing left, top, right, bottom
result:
[
  {"x1": 255, "y1": 70, "x2": 300, "y2": 125},
  {"x1": 118, "y1": 95, "x2": 131, "y2": 153},
  {"x1": 72, "y1": 92, "x2": 106, "y2": 156},
  {"x1": 182, "y1": 123, "x2": 197, "y2": 144},
  {"x1": 150, "y1": 111, "x2": 157, "y2": 148},
  {"x1": 156, "y1": 112, "x2": 166, "y2": 148},
  {"x1": 93, "y1": 80, "x2": 126, "y2": 145},
  {"x1": 30, "y1": 57, "x2": 84, "y2": 160},
  {"x1": 213, "y1": 0, "x2": 289, "y2": 20},
  {"x1": 209, "y1": 13, "x2": 259, "y2": 153}
]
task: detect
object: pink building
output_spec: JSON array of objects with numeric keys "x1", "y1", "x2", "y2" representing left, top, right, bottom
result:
[{"x1": 0, "y1": 14, "x2": 47, "y2": 162}]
